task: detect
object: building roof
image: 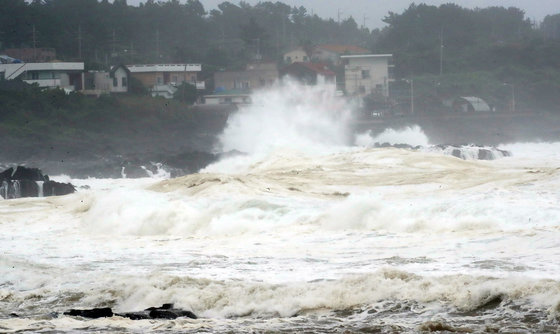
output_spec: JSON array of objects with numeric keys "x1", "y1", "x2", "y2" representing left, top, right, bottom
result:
[
  {"x1": 340, "y1": 54, "x2": 393, "y2": 59},
  {"x1": 127, "y1": 64, "x2": 201, "y2": 73},
  {"x1": 455, "y1": 96, "x2": 492, "y2": 112},
  {"x1": 0, "y1": 62, "x2": 84, "y2": 80},
  {"x1": 315, "y1": 44, "x2": 370, "y2": 55},
  {"x1": 284, "y1": 62, "x2": 335, "y2": 76},
  {"x1": 109, "y1": 64, "x2": 130, "y2": 78}
]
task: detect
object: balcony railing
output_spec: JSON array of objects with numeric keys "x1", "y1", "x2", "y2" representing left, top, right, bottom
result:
[{"x1": 24, "y1": 78, "x2": 61, "y2": 87}]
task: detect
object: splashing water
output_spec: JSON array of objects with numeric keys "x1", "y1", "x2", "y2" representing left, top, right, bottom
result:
[
  {"x1": 2, "y1": 81, "x2": 560, "y2": 333},
  {"x1": 216, "y1": 80, "x2": 353, "y2": 155},
  {"x1": 355, "y1": 125, "x2": 430, "y2": 147}
]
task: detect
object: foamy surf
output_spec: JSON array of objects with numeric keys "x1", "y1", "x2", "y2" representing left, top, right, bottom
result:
[{"x1": 1, "y1": 81, "x2": 559, "y2": 333}]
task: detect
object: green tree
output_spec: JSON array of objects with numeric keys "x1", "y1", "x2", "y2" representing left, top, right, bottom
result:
[{"x1": 173, "y1": 82, "x2": 198, "y2": 104}]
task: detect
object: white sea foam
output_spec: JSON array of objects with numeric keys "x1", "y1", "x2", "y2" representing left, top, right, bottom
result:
[
  {"x1": 204, "y1": 80, "x2": 353, "y2": 174},
  {"x1": 1, "y1": 81, "x2": 559, "y2": 332},
  {"x1": 355, "y1": 125, "x2": 430, "y2": 147}
]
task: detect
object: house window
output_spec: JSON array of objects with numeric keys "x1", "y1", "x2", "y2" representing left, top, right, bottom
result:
[
  {"x1": 286, "y1": 56, "x2": 292, "y2": 63},
  {"x1": 122, "y1": 77, "x2": 127, "y2": 87},
  {"x1": 172, "y1": 75, "x2": 178, "y2": 83},
  {"x1": 113, "y1": 77, "x2": 118, "y2": 87},
  {"x1": 361, "y1": 70, "x2": 370, "y2": 79},
  {"x1": 242, "y1": 81, "x2": 250, "y2": 89},
  {"x1": 31, "y1": 72, "x2": 39, "y2": 80},
  {"x1": 157, "y1": 76, "x2": 163, "y2": 84}
]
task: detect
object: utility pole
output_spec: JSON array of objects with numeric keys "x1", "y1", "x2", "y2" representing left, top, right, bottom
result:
[
  {"x1": 112, "y1": 29, "x2": 116, "y2": 55},
  {"x1": 404, "y1": 78, "x2": 414, "y2": 115},
  {"x1": 32, "y1": 25, "x2": 37, "y2": 61},
  {"x1": 337, "y1": 8, "x2": 343, "y2": 24},
  {"x1": 155, "y1": 29, "x2": 160, "y2": 61},
  {"x1": 439, "y1": 27, "x2": 443, "y2": 76},
  {"x1": 362, "y1": 15, "x2": 369, "y2": 30},
  {"x1": 411, "y1": 78, "x2": 414, "y2": 115},
  {"x1": 282, "y1": 9, "x2": 286, "y2": 46},
  {"x1": 504, "y1": 83, "x2": 515, "y2": 112},
  {"x1": 78, "y1": 24, "x2": 82, "y2": 60}
]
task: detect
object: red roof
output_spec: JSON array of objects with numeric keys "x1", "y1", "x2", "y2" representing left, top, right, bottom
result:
[{"x1": 315, "y1": 44, "x2": 370, "y2": 55}]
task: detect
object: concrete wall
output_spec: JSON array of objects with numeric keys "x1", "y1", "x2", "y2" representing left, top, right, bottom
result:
[
  {"x1": 130, "y1": 71, "x2": 197, "y2": 88},
  {"x1": 344, "y1": 57, "x2": 390, "y2": 97},
  {"x1": 214, "y1": 69, "x2": 278, "y2": 91}
]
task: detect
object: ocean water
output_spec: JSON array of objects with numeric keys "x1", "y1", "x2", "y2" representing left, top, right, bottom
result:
[{"x1": 1, "y1": 82, "x2": 560, "y2": 333}]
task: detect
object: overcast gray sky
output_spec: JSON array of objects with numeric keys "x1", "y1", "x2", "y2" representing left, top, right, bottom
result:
[{"x1": 126, "y1": 0, "x2": 560, "y2": 29}]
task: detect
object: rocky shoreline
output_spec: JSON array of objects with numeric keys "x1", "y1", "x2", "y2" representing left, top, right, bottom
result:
[
  {"x1": 63, "y1": 303, "x2": 197, "y2": 320},
  {"x1": 0, "y1": 166, "x2": 75, "y2": 199},
  {"x1": 1, "y1": 110, "x2": 558, "y2": 180}
]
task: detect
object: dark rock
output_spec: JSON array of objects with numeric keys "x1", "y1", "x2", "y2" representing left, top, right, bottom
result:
[
  {"x1": 393, "y1": 143, "x2": 414, "y2": 149},
  {"x1": 44, "y1": 180, "x2": 76, "y2": 196},
  {"x1": 64, "y1": 307, "x2": 113, "y2": 319},
  {"x1": 498, "y1": 149, "x2": 511, "y2": 157},
  {"x1": 176, "y1": 309, "x2": 197, "y2": 319},
  {"x1": 10, "y1": 166, "x2": 45, "y2": 182},
  {"x1": 19, "y1": 179, "x2": 40, "y2": 197},
  {"x1": 149, "y1": 309, "x2": 178, "y2": 319},
  {"x1": 0, "y1": 167, "x2": 14, "y2": 181},
  {"x1": 478, "y1": 149, "x2": 493, "y2": 160},
  {"x1": 0, "y1": 166, "x2": 75, "y2": 199},
  {"x1": 451, "y1": 149, "x2": 462, "y2": 158},
  {"x1": 115, "y1": 303, "x2": 197, "y2": 320},
  {"x1": 115, "y1": 312, "x2": 151, "y2": 320}
]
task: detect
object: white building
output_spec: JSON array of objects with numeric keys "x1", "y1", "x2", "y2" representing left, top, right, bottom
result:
[
  {"x1": 313, "y1": 45, "x2": 370, "y2": 65},
  {"x1": 0, "y1": 61, "x2": 84, "y2": 91},
  {"x1": 127, "y1": 63, "x2": 204, "y2": 98},
  {"x1": 341, "y1": 54, "x2": 393, "y2": 98},
  {"x1": 283, "y1": 47, "x2": 310, "y2": 64},
  {"x1": 83, "y1": 64, "x2": 130, "y2": 96}
]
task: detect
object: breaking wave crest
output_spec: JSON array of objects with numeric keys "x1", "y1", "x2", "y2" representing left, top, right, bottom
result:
[{"x1": 216, "y1": 79, "x2": 353, "y2": 156}]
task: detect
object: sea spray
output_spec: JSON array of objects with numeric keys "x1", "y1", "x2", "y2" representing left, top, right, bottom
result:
[
  {"x1": 355, "y1": 125, "x2": 430, "y2": 147},
  {"x1": 216, "y1": 80, "x2": 353, "y2": 156}
]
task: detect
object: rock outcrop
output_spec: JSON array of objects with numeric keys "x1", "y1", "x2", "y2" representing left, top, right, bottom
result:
[
  {"x1": 64, "y1": 303, "x2": 197, "y2": 320},
  {"x1": 0, "y1": 166, "x2": 75, "y2": 199},
  {"x1": 371, "y1": 142, "x2": 511, "y2": 161}
]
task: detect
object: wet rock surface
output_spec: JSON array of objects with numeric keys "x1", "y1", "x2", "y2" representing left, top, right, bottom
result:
[
  {"x1": 0, "y1": 166, "x2": 75, "y2": 199},
  {"x1": 372, "y1": 142, "x2": 511, "y2": 160},
  {"x1": 64, "y1": 303, "x2": 197, "y2": 320}
]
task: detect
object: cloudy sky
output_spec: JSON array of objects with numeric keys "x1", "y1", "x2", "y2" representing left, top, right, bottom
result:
[{"x1": 126, "y1": 0, "x2": 560, "y2": 28}]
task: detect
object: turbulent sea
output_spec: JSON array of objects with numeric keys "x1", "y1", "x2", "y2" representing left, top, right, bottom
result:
[{"x1": 1, "y1": 82, "x2": 560, "y2": 333}]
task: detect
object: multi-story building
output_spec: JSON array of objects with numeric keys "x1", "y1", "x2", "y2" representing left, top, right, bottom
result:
[
  {"x1": 83, "y1": 64, "x2": 130, "y2": 96},
  {"x1": 213, "y1": 62, "x2": 278, "y2": 91},
  {"x1": 0, "y1": 60, "x2": 84, "y2": 91},
  {"x1": 127, "y1": 63, "x2": 204, "y2": 98},
  {"x1": 341, "y1": 54, "x2": 393, "y2": 98}
]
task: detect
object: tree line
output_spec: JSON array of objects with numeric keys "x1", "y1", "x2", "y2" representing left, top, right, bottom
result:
[{"x1": 2, "y1": 0, "x2": 560, "y2": 110}]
